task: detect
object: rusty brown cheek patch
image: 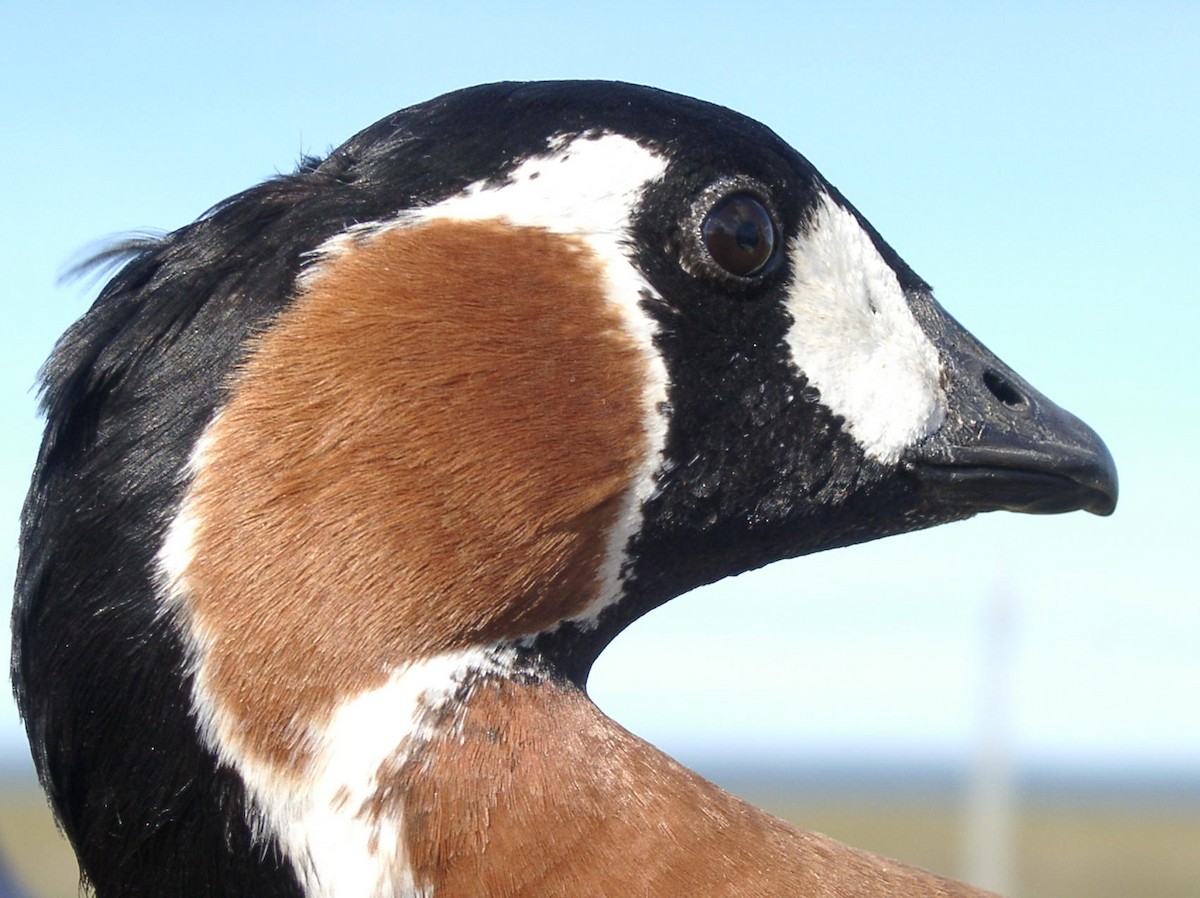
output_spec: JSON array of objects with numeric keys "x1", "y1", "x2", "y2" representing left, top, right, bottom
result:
[
  {"x1": 392, "y1": 678, "x2": 997, "y2": 898},
  {"x1": 180, "y1": 220, "x2": 648, "y2": 769}
]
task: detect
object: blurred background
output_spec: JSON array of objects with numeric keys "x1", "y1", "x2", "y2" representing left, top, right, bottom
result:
[{"x1": 1, "y1": 3, "x2": 1196, "y2": 897}]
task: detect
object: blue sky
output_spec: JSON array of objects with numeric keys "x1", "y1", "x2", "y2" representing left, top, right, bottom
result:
[{"x1": 1, "y1": 3, "x2": 1197, "y2": 780}]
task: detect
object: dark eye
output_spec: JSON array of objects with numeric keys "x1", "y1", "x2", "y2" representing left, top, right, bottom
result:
[{"x1": 701, "y1": 193, "x2": 777, "y2": 277}]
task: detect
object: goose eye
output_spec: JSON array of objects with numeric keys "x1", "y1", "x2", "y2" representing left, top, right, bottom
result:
[{"x1": 701, "y1": 193, "x2": 777, "y2": 277}]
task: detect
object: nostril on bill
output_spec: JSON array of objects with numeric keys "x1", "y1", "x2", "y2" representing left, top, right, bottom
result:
[{"x1": 983, "y1": 369, "x2": 1025, "y2": 408}]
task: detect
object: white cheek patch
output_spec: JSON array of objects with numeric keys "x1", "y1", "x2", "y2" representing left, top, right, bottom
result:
[{"x1": 784, "y1": 194, "x2": 946, "y2": 463}]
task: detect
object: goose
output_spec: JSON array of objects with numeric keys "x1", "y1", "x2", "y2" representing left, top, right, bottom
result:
[{"x1": 12, "y1": 80, "x2": 1116, "y2": 898}]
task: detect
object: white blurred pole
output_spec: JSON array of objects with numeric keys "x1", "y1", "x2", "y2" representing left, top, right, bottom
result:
[{"x1": 962, "y1": 582, "x2": 1017, "y2": 896}]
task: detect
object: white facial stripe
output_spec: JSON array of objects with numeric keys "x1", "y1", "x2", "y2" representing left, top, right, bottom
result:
[
  {"x1": 414, "y1": 131, "x2": 668, "y2": 236},
  {"x1": 784, "y1": 194, "x2": 946, "y2": 463}
]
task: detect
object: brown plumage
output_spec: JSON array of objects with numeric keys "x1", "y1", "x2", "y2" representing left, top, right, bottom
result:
[
  {"x1": 180, "y1": 220, "x2": 649, "y2": 770},
  {"x1": 395, "y1": 676, "x2": 997, "y2": 898}
]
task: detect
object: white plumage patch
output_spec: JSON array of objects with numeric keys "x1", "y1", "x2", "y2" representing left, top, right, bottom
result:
[
  {"x1": 157, "y1": 441, "x2": 500, "y2": 897},
  {"x1": 261, "y1": 648, "x2": 518, "y2": 898},
  {"x1": 784, "y1": 194, "x2": 946, "y2": 463},
  {"x1": 418, "y1": 131, "x2": 668, "y2": 240}
]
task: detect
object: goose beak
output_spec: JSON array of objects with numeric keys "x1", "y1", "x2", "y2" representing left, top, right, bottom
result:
[{"x1": 906, "y1": 305, "x2": 1118, "y2": 518}]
